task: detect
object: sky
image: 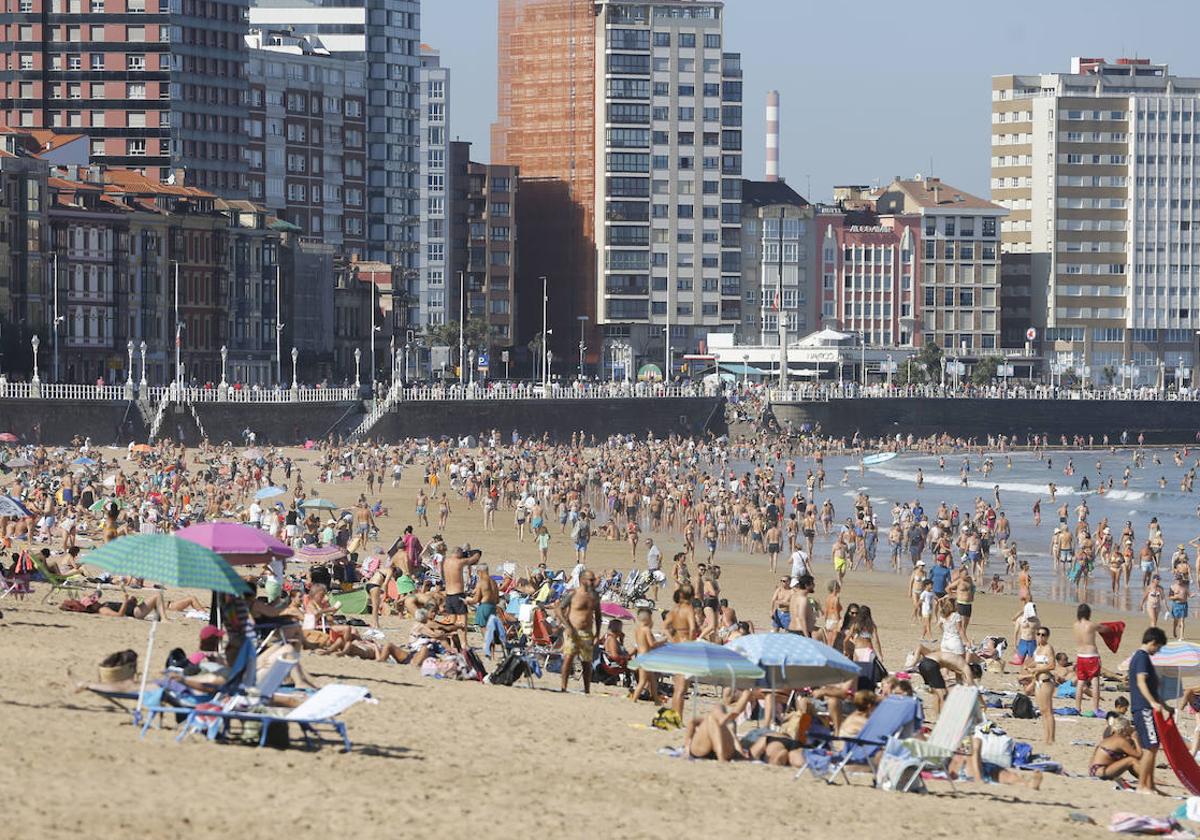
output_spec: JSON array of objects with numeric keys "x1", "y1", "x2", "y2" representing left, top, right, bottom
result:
[{"x1": 423, "y1": 0, "x2": 1200, "y2": 202}]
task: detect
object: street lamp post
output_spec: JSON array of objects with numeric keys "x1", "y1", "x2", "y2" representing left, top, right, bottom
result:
[
  {"x1": 275, "y1": 263, "x2": 283, "y2": 386},
  {"x1": 389, "y1": 335, "x2": 396, "y2": 391},
  {"x1": 290, "y1": 346, "x2": 298, "y2": 393},
  {"x1": 540, "y1": 275, "x2": 548, "y2": 389},
  {"x1": 469, "y1": 349, "x2": 476, "y2": 388},
  {"x1": 138, "y1": 341, "x2": 147, "y2": 390},
  {"x1": 30, "y1": 334, "x2": 40, "y2": 397},
  {"x1": 51, "y1": 252, "x2": 61, "y2": 383},
  {"x1": 219, "y1": 345, "x2": 228, "y2": 401},
  {"x1": 353, "y1": 347, "x2": 361, "y2": 390},
  {"x1": 576, "y1": 315, "x2": 589, "y2": 381},
  {"x1": 742, "y1": 353, "x2": 749, "y2": 388},
  {"x1": 125, "y1": 340, "x2": 134, "y2": 399}
]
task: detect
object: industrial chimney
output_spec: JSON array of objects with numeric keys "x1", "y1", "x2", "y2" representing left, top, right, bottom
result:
[{"x1": 765, "y1": 90, "x2": 780, "y2": 182}]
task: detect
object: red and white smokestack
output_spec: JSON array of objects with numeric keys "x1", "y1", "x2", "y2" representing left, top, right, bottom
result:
[{"x1": 765, "y1": 89, "x2": 780, "y2": 182}]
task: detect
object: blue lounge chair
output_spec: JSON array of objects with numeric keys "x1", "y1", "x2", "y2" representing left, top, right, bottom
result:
[
  {"x1": 176, "y1": 684, "x2": 372, "y2": 752},
  {"x1": 797, "y1": 695, "x2": 924, "y2": 784}
]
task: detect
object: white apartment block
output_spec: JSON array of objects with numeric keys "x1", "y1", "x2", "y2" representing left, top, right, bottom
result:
[
  {"x1": 993, "y1": 57, "x2": 1200, "y2": 384},
  {"x1": 593, "y1": 0, "x2": 743, "y2": 368},
  {"x1": 419, "y1": 45, "x2": 450, "y2": 329}
]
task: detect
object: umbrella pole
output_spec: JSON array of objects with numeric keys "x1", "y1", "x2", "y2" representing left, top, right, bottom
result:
[{"x1": 135, "y1": 616, "x2": 158, "y2": 714}]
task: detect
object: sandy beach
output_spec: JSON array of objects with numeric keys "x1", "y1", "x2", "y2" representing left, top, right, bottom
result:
[{"x1": 0, "y1": 445, "x2": 1184, "y2": 839}]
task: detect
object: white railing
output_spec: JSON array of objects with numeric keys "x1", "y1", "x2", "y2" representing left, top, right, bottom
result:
[
  {"x1": 350, "y1": 387, "x2": 400, "y2": 441},
  {"x1": 149, "y1": 395, "x2": 170, "y2": 440},
  {"x1": 766, "y1": 383, "x2": 1200, "y2": 402},
  {"x1": 0, "y1": 381, "x2": 128, "y2": 401},
  {"x1": 392, "y1": 382, "x2": 701, "y2": 401}
]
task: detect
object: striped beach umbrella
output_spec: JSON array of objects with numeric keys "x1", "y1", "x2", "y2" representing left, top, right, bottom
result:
[
  {"x1": 630, "y1": 640, "x2": 764, "y2": 687},
  {"x1": 1153, "y1": 642, "x2": 1200, "y2": 670},
  {"x1": 83, "y1": 533, "x2": 250, "y2": 595}
]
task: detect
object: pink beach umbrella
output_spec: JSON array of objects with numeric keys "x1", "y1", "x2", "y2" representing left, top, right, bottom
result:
[
  {"x1": 601, "y1": 602, "x2": 635, "y2": 621},
  {"x1": 175, "y1": 521, "x2": 295, "y2": 566}
]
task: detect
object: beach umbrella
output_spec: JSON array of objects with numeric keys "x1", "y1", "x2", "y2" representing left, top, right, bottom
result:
[
  {"x1": 629, "y1": 641, "x2": 764, "y2": 687},
  {"x1": 175, "y1": 521, "x2": 294, "y2": 566},
  {"x1": 72, "y1": 456, "x2": 97, "y2": 466},
  {"x1": 4, "y1": 456, "x2": 33, "y2": 468},
  {"x1": 241, "y1": 448, "x2": 263, "y2": 460},
  {"x1": 82, "y1": 534, "x2": 252, "y2": 713},
  {"x1": 726, "y1": 632, "x2": 860, "y2": 689},
  {"x1": 600, "y1": 602, "x2": 635, "y2": 621},
  {"x1": 255, "y1": 486, "x2": 287, "y2": 501},
  {"x1": 131, "y1": 444, "x2": 152, "y2": 454},
  {"x1": 89, "y1": 497, "x2": 124, "y2": 513},
  {"x1": 0, "y1": 495, "x2": 32, "y2": 518},
  {"x1": 0, "y1": 432, "x2": 17, "y2": 443},
  {"x1": 295, "y1": 544, "x2": 347, "y2": 563},
  {"x1": 300, "y1": 497, "x2": 338, "y2": 512},
  {"x1": 84, "y1": 533, "x2": 250, "y2": 595}
]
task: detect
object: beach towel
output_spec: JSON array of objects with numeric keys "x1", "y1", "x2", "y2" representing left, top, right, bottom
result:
[
  {"x1": 1100, "y1": 621, "x2": 1126, "y2": 654},
  {"x1": 1109, "y1": 812, "x2": 1193, "y2": 838}
]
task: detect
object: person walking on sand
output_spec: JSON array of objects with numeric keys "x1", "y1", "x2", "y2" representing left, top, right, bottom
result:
[
  {"x1": 1129, "y1": 626, "x2": 1170, "y2": 794},
  {"x1": 1074, "y1": 603, "x2": 1103, "y2": 717},
  {"x1": 556, "y1": 569, "x2": 601, "y2": 694}
]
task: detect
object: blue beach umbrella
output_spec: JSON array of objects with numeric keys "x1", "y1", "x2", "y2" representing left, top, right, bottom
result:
[
  {"x1": 726, "y1": 632, "x2": 860, "y2": 689},
  {"x1": 255, "y1": 486, "x2": 287, "y2": 501},
  {"x1": 72, "y1": 456, "x2": 97, "y2": 466},
  {"x1": 629, "y1": 640, "x2": 764, "y2": 687},
  {"x1": 299, "y1": 498, "x2": 339, "y2": 512}
]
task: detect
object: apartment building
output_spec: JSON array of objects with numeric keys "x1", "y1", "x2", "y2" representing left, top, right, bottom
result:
[
  {"x1": 873, "y1": 177, "x2": 1005, "y2": 353},
  {"x1": 244, "y1": 29, "x2": 369, "y2": 260},
  {"x1": 494, "y1": 0, "x2": 596, "y2": 367},
  {"x1": 0, "y1": 128, "x2": 52, "y2": 343},
  {"x1": 418, "y1": 44, "x2": 450, "y2": 330},
  {"x1": 247, "y1": 0, "x2": 420, "y2": 269},
  {"x1": 0, "y1": 0, "x2": 250, "y2": 194},
  {"x1": 738, "y1": 178, "x2": 816, "y2": 345},
  {"x1": 993, "y1": 57, "x2": 1200, "y2": 383},
  {"x1": 592, "y1": 0, "x2": 742, "y2": 373},
  {"x1": 817, "y1": 196, "x2": 921, "y2": 348},
  {"x1": 495, "y1": 0, "x2": 742, "y2": 375}
]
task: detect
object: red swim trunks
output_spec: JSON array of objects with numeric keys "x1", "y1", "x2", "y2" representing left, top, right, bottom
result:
[{"x1": 1075, "y1": 654, "x2": 1101, "y2": 683}]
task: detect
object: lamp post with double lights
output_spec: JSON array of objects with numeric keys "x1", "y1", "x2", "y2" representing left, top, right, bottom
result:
[
  {"x1": 576, "y1": 315, "x2": 588, "y2": 381},
  {"x1": 125, "y1": 340, "x2": 134, "y2": 399},
  {"x1": 139, "y1": 340, "x2": 147, "y2": 390},
  {"x1": 30, "y1": 334, "x2": 40, "y2": 397},
  {"x1": 353, "y1": 347, "x2": 361, "y2": 391},
  {"x1": 219, "y1": 345, "x2": 228, "y2": 401}
]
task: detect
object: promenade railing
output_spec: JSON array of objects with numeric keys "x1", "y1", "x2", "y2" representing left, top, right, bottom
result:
[{"x1": 765, "y1": 383, "x2": 1200, "y2": 402}]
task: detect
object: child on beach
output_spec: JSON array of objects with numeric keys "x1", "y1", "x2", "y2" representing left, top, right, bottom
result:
[
  {"x1": 919, "y1": 579, "x2": 935, "y2": 641},
  {"x1": 536, "y1": 526, "x2": 550, "y2": 565}
]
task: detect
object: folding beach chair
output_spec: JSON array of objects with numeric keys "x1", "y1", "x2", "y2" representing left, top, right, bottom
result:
[
  {"x1": 897, "y1": 686, "x2": 983, "y2": 792},
  {"x1": 177, "y1": 684, "x2": 373, "y2": 752},
  {"x1": 797, "y1": 695, "x2": 924, "y2": 784},
  {"x1": 27, "y1": 551, "x2": 89, "y2": 603},
  {"x1": 0, "y1": 564, "x2": 31, "y2": 600},
  {"x1": 518, "y1": 605, "x2": 559, "y2": 668}
]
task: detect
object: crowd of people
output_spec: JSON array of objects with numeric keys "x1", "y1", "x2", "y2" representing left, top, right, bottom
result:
[{"x1": 3, "y1": 421, "x2": 1198, "y2": 795}]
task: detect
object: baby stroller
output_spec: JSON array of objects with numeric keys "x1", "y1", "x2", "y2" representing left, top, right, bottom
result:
[{"x1": 614, "y1": 569, "x2": 656, "y2": 611}]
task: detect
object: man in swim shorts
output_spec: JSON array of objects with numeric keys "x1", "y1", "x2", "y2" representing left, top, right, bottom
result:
[
  {"x1": 558, "y1": 569, "x2": 601, "y2": 693},
  {"x1": 1073, "y1": 602, "x2": 1102, "y2": 716}
]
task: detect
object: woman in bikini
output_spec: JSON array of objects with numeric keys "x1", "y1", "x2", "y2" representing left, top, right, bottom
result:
[
  {"x1": 1140, "y1": 575, "x2": 1165, "y2": 627},
  {"x1": 1017, "y1": 559, "x2": 1032, "y2": 604},
  {"x1": 1088, "y1": 716, "x2": 1141, "y2": 780},
  {"x1": 1025, "y1": 626, "x2": 1058, "y2": 745}
]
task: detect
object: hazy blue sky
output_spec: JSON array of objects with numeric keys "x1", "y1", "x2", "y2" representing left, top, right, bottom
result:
[{"x1": 423, "y1": 0, "x2": 1199, "y2": 202}]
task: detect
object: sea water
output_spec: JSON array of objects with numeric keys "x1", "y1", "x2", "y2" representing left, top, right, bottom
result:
[{"x1": 719, "y1": 447, "x2": 1200, "y2": 614}]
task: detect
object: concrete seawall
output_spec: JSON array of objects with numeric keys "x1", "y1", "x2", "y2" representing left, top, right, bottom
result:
[
  {"x1": 771, "y1": 398, "x2": 1200, "y2": 444},
  {"x1": 369, "y1": 397, "x2": 726, "y2": 441},
  {"x1": 0, "y1": 396, "x2": 725, "y2": 445}
]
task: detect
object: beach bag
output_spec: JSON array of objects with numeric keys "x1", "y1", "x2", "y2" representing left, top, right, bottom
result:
[
  {"x1": 875, "y1": 736, "x2": 926, "y2": 793},
  {"x1": 978, "y1": 726, "x2": 1014, "y2": 769},
  {"x1": 488, "y1": 653, "x2": 530, "y2": 687},
  {"x1": 1011, "y1": 694, "x2": 1036, "y2": 719},
  {"x1": 461, "y1": 648, "x2": 486, "y2": 682}
]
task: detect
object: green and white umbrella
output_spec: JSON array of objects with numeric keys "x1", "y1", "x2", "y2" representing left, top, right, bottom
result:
[
  {"x1": 84, "y1": 533, "x2": 250, "y2": 595},
  {"x1": 299, "y1": 498, "x2": 339, "y2": 512},
  {"x1": 82, "y1": 534, "x2": 250, "y2": 712}
]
